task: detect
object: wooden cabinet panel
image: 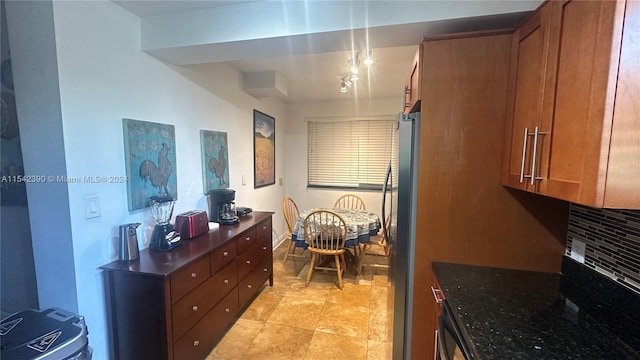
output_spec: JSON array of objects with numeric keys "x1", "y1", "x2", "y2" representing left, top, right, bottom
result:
[
  {"x1": 237, "y1": 235, "x2": 272, "y2": 282},
  {"x1": 236, "y1": 227, "x2": 257, "y2": 254},
  {"x1": 503, "y1": 0, "x2": 639, "y2": 208},
  {"x1": 170, "y1": 256, "x2": 210, "y2": 304},
  {"x1": 172, "y1": 259, "x2": 238, "y2": 341},
  {"x1": 403, "y1": 48, "x2": 422, "y2": 114},
  {"x1": 239, "y1": 254, "x2": 273, "y2": 307},
  {"x1": 503, "y1": 2, "x2": 553, "y2": 191},
  {"x1": 173, "y1": 287, "x2": 239, "y2": 360},
  {"x1": 210, "y1": 240, "x2": 237, "y2": 275}
]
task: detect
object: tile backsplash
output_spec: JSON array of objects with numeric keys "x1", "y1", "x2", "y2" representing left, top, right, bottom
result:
[{"x1": 565, "y1": 204, "x2": 640, "y2": 294}]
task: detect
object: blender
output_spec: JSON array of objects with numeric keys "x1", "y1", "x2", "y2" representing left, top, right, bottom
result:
[{"x1": 149, "y1": 195, "x2": 182, "y2": 251}]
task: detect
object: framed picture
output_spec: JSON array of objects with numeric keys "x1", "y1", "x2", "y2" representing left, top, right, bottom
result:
[
  {"x1": 253, "y1": 110, "x2": 275, "y2": 188},
  {"x1": 123, "y1": 118, "x2": 177, "y2": 211},
  {"x1": 201, "y1": 130, "x2": 229, "y2": 194}
]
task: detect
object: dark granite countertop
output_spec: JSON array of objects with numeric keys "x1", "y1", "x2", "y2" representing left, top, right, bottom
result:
[{"x1": 433, "y1": 261, "x2": 640, "y2": 360}]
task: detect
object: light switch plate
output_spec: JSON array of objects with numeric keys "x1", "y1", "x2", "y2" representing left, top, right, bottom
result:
[
  {"x1": 84, "y1": 195, "x2": 101, "y2": 219},
  {"x1": 570, "y1": 240, "x2": 586, "y2": 264}
]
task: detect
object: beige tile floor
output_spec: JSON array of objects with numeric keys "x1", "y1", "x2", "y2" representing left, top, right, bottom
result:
[{"x1": 206, "y1": 243, "x2": 392, "y2": 360}]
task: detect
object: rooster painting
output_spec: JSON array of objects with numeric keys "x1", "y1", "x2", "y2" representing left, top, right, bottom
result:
[
  {"x1": 200, "y1": 130, "x2": 229, "y2": 193},
  {"x1": 208, "y1": 146, "x2": 227, "y2": 186},
  {"x1": 123, "y1": 118, "x2": 177, "y2": 211},
  {"x1": 139, "y1": 143, "x2": 172, "y2": 195}
]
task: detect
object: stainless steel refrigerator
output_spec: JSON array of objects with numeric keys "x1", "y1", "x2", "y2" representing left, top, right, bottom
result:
[{"x1": 383, "y1": 111, "x2": 420, "y2": 360}]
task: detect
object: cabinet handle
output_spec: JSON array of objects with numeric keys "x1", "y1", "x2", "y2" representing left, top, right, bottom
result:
[
  {"x1": 530, "y1": 126, "x2": 540, "y2": 186},
  {"x1": 223, "y1": 251, "x2": 228, "y2": 256},
  {"x1": 192, "y1": 305, "x2": 198, "y2": 311},
  {"x1": 263, "y1": 226, "x2": 267, "y2": 230},
  {"x1": 246, "y1": 260, "x2": 251, "y2": 264},
  {"x1": 519, "y1": 127, "x2": 528, "y2": 183},
  {"x1": 263, "y1": 268, "x2": 268, "y2": 272},
  {"x1": 224, "y1": 279, "x2": 229, "y2": 284},
  {"x1": 225, "y1": 308, "x2": 230, "y2": 313},
  {"x1": 191, "y1": 272, "x2": 197, "y2": 278},
  {"x1": 529, "y1": 126, "x2": 548, "y2": 185},
  {"x1": 193, "y1": 340, "x2": 200, "y2": 347},
  {"x1": 245, "y1": 237, "x2": 251, "y2": 241},
  {"x1": 262, "y1": 246, "x2": 267, "y2": 250},
  {"x1": 247, "y1": 284, "x2": 252, "y2": 288},
  {"x1": 430, "y1": 286, "x2": 444, "y2": 304}
]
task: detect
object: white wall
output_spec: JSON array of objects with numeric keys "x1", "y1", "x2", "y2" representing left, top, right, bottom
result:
[
  {"x1": 8, "y1": 1, "x2": 286, "y2": 357},
  {"x1": 284, "y1": 98, "x2": 401, "y2": 219}
]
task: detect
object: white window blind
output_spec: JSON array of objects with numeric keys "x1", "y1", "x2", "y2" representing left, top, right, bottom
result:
[{"x1": 308, "y1": 118, "x2": 396, "y2": 189}]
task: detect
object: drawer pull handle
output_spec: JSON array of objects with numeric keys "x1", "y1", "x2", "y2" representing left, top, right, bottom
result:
[
  {"x1": 191, "y1": 272, "x2": 197, "y2": 278},
  {"x1": 263, "y1": 226, "x2": 267, "y2": 230},
  {"x1": 225, "y1": 308, "x2": 230, "y2": 313},
  {"x1": 193, "y1": 340, "x2": 200, "y2": 347},
  {"x1": 245, "y1": 237, "x2": 250, "y2": 241},
  {"x1": 263, "y1": 268, "x2": 268, "y2": 272},
  {"x1": 192, "y1": 305, "x2": 198, "y2": 311},
  {"x1": 246, "y1": 260, "x2": 251, "y2": 264},
  {"x1": 224, "y1": 279, "x2": 229, "y2": 284},
  {"x1": 223, "y1": 251, "x2": 228, "y2": 256},
  {"x1": 262, "y1": 246, "x2": 267, "y2": 250},
  {"x1": 247, "y1": 284, "x2": 252, "y2": 288}
]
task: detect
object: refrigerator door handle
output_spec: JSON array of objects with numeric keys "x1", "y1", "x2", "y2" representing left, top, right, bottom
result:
[{"x1": 381, "y1": 163, "x2": 391, "y2": 240}]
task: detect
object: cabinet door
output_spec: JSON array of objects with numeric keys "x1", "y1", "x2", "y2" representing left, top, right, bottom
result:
[
  {"x1": 538, "y1": 0, "x2": 623, "y2": 205},
  {"x1": 503, "y1": 3, "x2": 553, "y2": 191},
  {"x1": 404, "y1": 48, "x2": 421, "y2": 114}
]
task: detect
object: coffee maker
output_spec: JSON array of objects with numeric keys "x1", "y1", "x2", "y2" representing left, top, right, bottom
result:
[
  {"x1": 208, "y1": 189, "x2": 239, "y2": 225},
  {"x1": 149, "y1": 195, "x2": 182, "y2": 251}
]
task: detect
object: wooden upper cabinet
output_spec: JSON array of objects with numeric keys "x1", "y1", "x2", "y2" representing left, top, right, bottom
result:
[
  {"x1": 503, "y1": 2, "x2": 553, "y2": 191},
  {"x1": 403, "y1": 47, "x2": 422, "y2": 114},
  {"x1": 503, "y1": 0, "x2": 640, "y2": 209}
]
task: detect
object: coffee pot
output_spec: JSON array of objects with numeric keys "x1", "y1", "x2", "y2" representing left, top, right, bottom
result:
[
  {"x1": 118, "y1": 223, "x2": 140, "y2": 261},
  {"x1": 207, "y1": 189, "x2": 239, "y2": 225}
]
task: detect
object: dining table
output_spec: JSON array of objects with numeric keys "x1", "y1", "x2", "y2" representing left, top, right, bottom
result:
[{"x1": 290, "y1": 207, "x2": 381, "y2": 273}]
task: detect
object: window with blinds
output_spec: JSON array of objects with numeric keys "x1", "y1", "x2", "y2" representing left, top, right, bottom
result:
[{"x1": 307, "y1": 118, "x2": 397, "y2": 190}]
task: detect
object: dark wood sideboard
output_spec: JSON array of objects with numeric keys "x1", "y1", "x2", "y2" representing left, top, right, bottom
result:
[{"x1": 100, "y1": 212, "x2": 274, "y2": 360}]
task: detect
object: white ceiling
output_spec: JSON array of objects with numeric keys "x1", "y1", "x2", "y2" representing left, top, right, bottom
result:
[{"x1": 113, "y1": 0, "x2": 541, "y2": 103}]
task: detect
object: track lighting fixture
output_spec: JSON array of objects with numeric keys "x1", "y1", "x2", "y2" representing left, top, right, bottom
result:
[
  {"x1": 363, "y1": 49, "x2": 374, "y2": 65},
  {"x1": 339, "y1": 49, "x2": 373, "y2": 93}
]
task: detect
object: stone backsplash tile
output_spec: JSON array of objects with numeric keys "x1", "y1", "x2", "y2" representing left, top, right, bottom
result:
[{"x1": 566, "y1": 204, "x2": 640, "y2": 294}]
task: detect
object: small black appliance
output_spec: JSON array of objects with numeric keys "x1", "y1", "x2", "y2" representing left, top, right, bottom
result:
[
  {"x1": 149, "y1": 195, "x2": 182, "y2": 251},
  {"x1": 208, "y1": 189, "x2": 239, "y2": 225}
]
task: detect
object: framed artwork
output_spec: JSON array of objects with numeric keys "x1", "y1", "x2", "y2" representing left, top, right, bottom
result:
[
  {"x1": 253, "y1": 110, "x2": 275, "y2": 188},
  {"x1": 123, "y1": 118, "x2": 177, "y2": 211},
  {"x1": 200, "y1": 130, "x2": 229, "y2": 194}
]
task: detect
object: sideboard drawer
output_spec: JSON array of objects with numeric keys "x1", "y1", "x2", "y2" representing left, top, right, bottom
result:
[
  {"x1": 210, "y1": 240, "x2": 237, "y2": 275},
  {"x1": 173, "y1": 287, "x2": 239, "y2": 360},
  {"x1": 238, "y1": 254, "x2": 273, "y2": 307},
  {"x1": 172, "y1": 259, "x2": 238, "y2": 341},
  {"x1": 256, "y1": 218, "x2": 272, "y2": 243},
  {"x1": 171, "y1": 256, "x2": 210, "y2": 304},
  {"x1": 236, "y1": 227, "x2": 257, "y2": 254}
]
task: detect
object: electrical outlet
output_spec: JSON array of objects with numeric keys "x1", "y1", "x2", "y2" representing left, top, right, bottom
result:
[
  {"x1": 278, "y1": 178, "x2": 283, "y2": 186},
  {"x1": 570, "y1": 240, "x2": 586, "y2": 264}
]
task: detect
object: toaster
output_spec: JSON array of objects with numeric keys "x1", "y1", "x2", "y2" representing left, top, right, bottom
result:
[{"x1": 175, "y1": 210, "x2": 209, "y2": 239}]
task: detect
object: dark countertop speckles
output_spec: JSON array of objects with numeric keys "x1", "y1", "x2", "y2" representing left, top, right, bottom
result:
[{"x1": 433, "y1": 262, "x2": 640, "y2": 360}]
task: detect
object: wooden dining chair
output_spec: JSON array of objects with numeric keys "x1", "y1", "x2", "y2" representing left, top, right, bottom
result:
[
  {"x1": 357, "y1": 215, "x2": 390, "y2": 275},
  {"x1": 333, "y1": 193, "x2": 366, "y2": 210},
  {"x1": 303, "y1": 209, "x2": 348, "y2": 290},
  {"x1": 282, "y1": 197, "x2": 307, "y2": 264}
]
